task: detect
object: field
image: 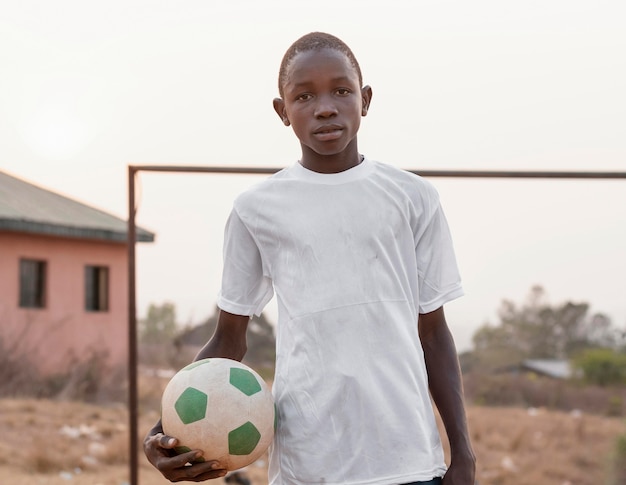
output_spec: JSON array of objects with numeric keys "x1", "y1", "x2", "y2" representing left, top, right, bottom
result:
[{"x1": 1, "y1": 395, "x2": 624, "y2": 485}]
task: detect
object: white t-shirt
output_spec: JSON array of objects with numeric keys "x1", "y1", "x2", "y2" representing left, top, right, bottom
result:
[{"x1": 217, "y1": 158, "x2": 463, "y2": 485}]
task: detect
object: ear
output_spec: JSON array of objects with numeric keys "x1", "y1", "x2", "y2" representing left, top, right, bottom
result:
[
  {"x1": 360, "y1": 85, "x2": 373, "y2": 116},
  {"x1": 273, "y1": 98, "x2": 290, "y2": 126}
]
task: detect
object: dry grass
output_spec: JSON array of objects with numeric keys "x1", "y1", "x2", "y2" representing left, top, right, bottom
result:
[
  {"x1": 451, "y1": 406, "x2": 625, "y2": 484},
  {"x1": 1, "y1": 368, "x2": 625, "y2": 485},
  {"x1": 1, "y1": 394, "x2": 624, "y2": 485},
  {"x1": 0, "y1": 395, "x2": 269, "y2": 485}
]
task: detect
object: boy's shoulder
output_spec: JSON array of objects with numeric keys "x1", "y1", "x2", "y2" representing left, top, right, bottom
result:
[
  {"x1": 233, "y1": 158, "x2": 439, "y2": 207},
  {"x1": 373, "y1": 159, "x2": 428, "y2": 181},
  {"x1": 234, "y1": 164, "x2": 292, "y2": 193},
  {"x1": 371, "y1": 160, "x2": 440, "y2": 200},
  {"x1": 230, "y1": 165, "x2": 294, "y2": 213}
]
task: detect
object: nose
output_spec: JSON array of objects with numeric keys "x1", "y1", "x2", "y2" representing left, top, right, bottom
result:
[{"x1": 314, "y1": 94, "x2": 338, "y2": 118}]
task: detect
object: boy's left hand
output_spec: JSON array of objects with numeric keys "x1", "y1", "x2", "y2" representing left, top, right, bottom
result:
[
  {"x1": 442, "y1": 457, "x2": 476, "y2": 484},
  {"x1": 144, "y1": 432, "x2": 228, "y2": 482}
]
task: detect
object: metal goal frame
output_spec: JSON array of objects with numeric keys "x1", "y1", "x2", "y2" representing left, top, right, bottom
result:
[{"x1": 127, "y1": 165, "x2": 625, "y2": 485}]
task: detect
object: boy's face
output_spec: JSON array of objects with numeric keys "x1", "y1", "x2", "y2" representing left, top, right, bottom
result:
[{"x1": 274, "y1": 48, "x2": 371, "y2": 169}]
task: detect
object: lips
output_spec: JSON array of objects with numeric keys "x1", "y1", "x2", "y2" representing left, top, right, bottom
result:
[{"x1": 313, "y1": 124, "x2": 343, "y2": 141}]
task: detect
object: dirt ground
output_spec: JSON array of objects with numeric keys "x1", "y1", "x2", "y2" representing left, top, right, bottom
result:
[{"x1": 0, "y1": 398, "x2": 624, "y2": 485}]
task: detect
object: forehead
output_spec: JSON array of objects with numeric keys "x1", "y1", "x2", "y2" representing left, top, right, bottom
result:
[{"x1": 284, "y1": 47, "x2": 360, "y2": 89}]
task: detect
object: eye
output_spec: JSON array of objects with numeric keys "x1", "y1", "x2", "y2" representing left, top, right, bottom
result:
[
  {"x1": 296, "y1": 93, "x2": 313, "y2": 102},
  {"x1": 336, "y1": 88, "x2": 351, "y2": 96}
]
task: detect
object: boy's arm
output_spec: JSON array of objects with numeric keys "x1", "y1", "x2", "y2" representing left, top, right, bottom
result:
[
  {"x1": 418, "y1": 307, "x2": 476, "y2": 484},
  {"x1": 144, "y1": 310, "x2": 250, "y2": 482},
  {"x1": 194, "y1": 309, "x2": 250, "y2": 361}
]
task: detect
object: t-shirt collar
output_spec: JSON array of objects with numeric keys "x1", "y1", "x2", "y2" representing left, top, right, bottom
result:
[{"x1": 291, "y1": 156, "x2": 373, "y2": 185}]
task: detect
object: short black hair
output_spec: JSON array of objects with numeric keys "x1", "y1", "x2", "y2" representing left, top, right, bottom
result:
[{"x1": 277, "y1": 32, "x2": 363, "y2": 98}]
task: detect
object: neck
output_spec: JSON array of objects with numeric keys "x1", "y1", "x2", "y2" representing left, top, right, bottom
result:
[{"x1": 299, "y1": 143, "x2": 362, "y2": 174}]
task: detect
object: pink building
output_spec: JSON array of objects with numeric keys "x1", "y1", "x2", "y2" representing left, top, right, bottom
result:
[{"x1": 0, "y1": 170, "x2": 154, "y2": 377}]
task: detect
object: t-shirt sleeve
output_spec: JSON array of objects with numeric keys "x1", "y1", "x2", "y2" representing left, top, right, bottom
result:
[
  {"x1": 414, "y1": 186, "x2": 464, "y2": 314},
  {"x1": 217, "y1": 208, "x2": 274, "y2": 317}
]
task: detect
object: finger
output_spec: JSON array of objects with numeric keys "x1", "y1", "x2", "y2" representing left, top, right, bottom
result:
[
  {"x1": 157, "y1": 433, "x2": 178, "y2": 449},
  {"x1": 171, "y1": 470, "x2": 228, "y2": 483},
  {"x1": 158, "y1": 450, "x2": 203, "y2": 470},
  {"x1": 168, "y1": 461, "x2": 228, "y2": 482}
]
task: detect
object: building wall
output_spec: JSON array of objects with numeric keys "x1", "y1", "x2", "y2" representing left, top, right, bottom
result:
[{"x1": 0, "y1": 231, "x2": 128, "y2": 375}]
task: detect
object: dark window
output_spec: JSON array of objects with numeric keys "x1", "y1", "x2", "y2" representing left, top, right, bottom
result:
[
  {"x1": 19, "y1": 259, "x2": 46, "y2": 308},
  {"x1": 85, "y1": 265, "x2": 109, "y2": 312}
]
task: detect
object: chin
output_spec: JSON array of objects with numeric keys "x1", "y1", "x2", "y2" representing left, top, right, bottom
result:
[{"x1": 311, "y1": 143, "x2": 352, "y2": 157}]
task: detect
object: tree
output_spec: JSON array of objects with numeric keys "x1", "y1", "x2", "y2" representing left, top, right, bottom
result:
[
  {"x1": 471, "y1": 286, "x2": 620, "y2": 368},
  {"x1": 140, "y1": 302, "x2": 178, "y2": 344},
  {"x1": 175, "y1": 306, "x2": 276, "y2": 369}
]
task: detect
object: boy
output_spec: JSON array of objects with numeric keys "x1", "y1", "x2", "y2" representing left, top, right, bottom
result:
[{"x1": 145, "y1": 32, "x2": 476, "y2": 485}]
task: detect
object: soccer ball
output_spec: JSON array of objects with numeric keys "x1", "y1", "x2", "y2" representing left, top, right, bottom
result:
[{"x1": 161, "y1": 358, "x2": 275, "y2": 471}]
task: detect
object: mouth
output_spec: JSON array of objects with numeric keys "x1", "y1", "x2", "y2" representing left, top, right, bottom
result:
[{"x1": 313, "y1": 125, "x2": 343, "y2": 141}]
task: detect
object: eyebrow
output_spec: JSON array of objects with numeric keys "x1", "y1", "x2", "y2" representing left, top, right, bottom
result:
[{"x1": 287, "y1": 76, "x2": 357, "y2": 90}]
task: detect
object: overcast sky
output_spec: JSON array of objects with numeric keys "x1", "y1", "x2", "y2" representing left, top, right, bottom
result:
[{"x1": 2, "y1": 0, "x2": 625, "y2": 351}]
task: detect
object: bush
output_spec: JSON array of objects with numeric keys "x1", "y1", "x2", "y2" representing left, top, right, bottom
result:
[
  {"x1": 463, "y1": 371, "x2": 626, "y2": 416},
  {"x1": 574, "y1": 349, "x2": 626, "y2": 387},
  {"x1": 609, "y1": 432, "x2": 626, "y2": 485},
  {"x1": 0, "y1": 331, "x2": 126, "y2": 403}
]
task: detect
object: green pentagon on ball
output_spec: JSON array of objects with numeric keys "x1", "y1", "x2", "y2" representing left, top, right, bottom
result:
[
  {"x1": 229, "y1": 368, "x2": 262, "y2": 396},
  {"x1": 228, "y1": 421, "x2": 261, "y2": 455},
  {"x1": 174, "y1": 387, "x2": 208, "y2": 424}
]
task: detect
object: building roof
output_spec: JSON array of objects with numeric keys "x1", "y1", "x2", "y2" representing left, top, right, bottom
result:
[
  {"x1": 0, "y1": 170, "x2": 154, "y2": 243},
  {"x1": 522, "y1": 359, "x2": 572, "y2": 379}
]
